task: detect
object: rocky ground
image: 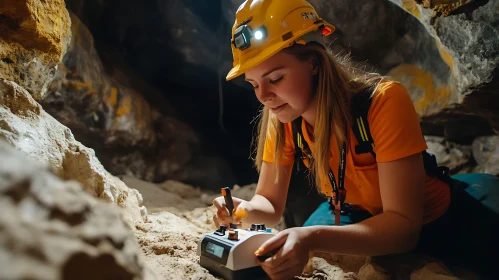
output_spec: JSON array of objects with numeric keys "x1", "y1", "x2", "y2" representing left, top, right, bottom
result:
[{"x1": 123, "y1": 176, "x2": 475, "y2": 280}]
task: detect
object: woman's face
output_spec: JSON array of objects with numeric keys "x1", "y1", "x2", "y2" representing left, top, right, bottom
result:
[{"x1": 245, "y1": 51, "x2": 317, "y2": 124}]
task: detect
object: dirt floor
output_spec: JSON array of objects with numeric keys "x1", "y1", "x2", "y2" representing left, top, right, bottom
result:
[{"x1": 121, "y1": 176, "x2": 471, "y2": 280}]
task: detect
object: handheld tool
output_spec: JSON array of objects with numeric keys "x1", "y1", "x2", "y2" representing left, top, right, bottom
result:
[
  {"x1": 198, "y1": 223, "x2": 274, "y2": 280},
  {"x1": 198, "y1": 187, "x2": 275, "y2": 279},
  {"x1": 221, "y1": 187, "x2": 237, "y2": 229},
  {"x1": 222, "y1": 187, "x2": 234, "y2": 215}
]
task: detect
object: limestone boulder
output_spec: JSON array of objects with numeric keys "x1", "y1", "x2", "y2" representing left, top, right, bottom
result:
[
  {"x1": 0, "y1": 139, "x2": 152, "y2": 280},
  {"x1": 0, "y1": 0, "x2": 71, "y2": 100},
  {"x1": 425, "y1": 136, "x2": 473, "y2": 174},
  {"x1": 0, "y1": 78, "x2": 146, "y2": 228}
]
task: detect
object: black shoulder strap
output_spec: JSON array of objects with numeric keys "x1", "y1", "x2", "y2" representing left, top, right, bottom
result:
[
  {"x1": 291, "y1": 117, "x2": 311, "y2": 172},
  {"x1": 350, "y1": 87, "x2": 454, "y2": 184},
  {"x1": 351, "y1": 88, "x2": 376, "y2": 158}
]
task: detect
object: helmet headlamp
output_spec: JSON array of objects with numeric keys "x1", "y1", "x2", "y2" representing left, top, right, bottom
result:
[{"x1": 232, "y1": 25, "x2": 268, "y2": 50}]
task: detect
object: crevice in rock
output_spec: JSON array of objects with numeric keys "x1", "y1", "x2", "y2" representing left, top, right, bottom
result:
[
  {"x1": 2, "y1": 179, "x2": 31, "y2": 204},
  {"x1": 421, "y1": 69, "x2": 499, "y2": 141},
  {"x1": 1, "y1": 57, "x2": 14, "y2": 64},
  {"x1": 62, "y1": 252, "x2": 134, "y2": 280},
  {"x1": 447, "y1": 0, "x2": 489, "y2": 17},
  {"x1": 49, "y1": 207, "x2": 87, "y2": 227},
  {"x1": 0, "y1": 14, "x2": 20, "y2": 31}
]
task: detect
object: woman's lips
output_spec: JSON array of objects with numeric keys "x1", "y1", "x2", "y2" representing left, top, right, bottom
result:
[{"x1": 270, "y1": 103, "x2": 287, "y2": 113}]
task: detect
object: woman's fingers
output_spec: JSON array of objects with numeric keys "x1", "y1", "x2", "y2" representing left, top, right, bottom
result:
[
  {"x1": 212, "y1": 196, "x2": 247, "y2": 227},
  {"x1": 213, "y1": 196, "x2": 243, "y2": 213},
  {"x1": 256, "y1": 232, "x2": 288, "y2": 258},
  {"x1": 216, "y1": 209, "x2": 231, "y2": 225},
  {"x1": 212, "y1": 197, "x2": 226, "y2": 211},
  {"x1": 213, "y1": 215, "x2": 220, "y2": 229},
  {"x1": 259, "y1": 257, "x2": 296, "y2": 280},
  {"x1": 258, "y1": 247, "x2": 288, "y2": 270},
  {"x1": 270, "y1": 265, "x2": 300, "y2": 280},
  {"x1": 259, "y1": 256, "x2": 300, "y2": 280}
]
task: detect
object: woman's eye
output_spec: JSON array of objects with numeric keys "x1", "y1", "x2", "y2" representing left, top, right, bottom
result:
[
  {"x1": 270, "y1": 76, "x2": 283, "y2": 84},
  {"x1": 247, "y1": 82, "x2": 258, "y2": 89}
]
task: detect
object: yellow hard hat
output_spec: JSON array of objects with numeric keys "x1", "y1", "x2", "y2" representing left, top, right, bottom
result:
[{"x1": 226, "y1": 0, "x2": 335, "y2": 81}]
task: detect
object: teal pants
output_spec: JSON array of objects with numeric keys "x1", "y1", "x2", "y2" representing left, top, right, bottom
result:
[{"x1": 303, "y1": 173, "x2": 499, "y2": 279}]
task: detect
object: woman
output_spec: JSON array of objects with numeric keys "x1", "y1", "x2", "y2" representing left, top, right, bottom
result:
[{"x1": 213, "y1": 0, "x2": 499, "y2": 279}]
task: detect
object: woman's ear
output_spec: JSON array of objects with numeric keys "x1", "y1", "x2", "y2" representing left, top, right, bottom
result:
[
  {"x1": 310, "y1": 55, "x2": 319, "y2": 75},
  {"x1": 312, "y1": 65, "x2": 319, "y2": 75}
]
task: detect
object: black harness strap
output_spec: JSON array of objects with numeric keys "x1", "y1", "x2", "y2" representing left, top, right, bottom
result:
[
  {"x1": 351, "y1": 88, "x2": 376, "y2": 158},
  {"x1": 292, "y1": 118, "x2": 307, "y2": 172},
  {"x1": 350, "y1": 88, "x2": 453, "y2": 184},
  {"x1": 291, "y1": 117, "x2": 347, "y2": 225}
]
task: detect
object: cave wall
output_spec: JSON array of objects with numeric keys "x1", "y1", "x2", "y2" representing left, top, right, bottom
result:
[
  {"x1": 3, "y1": 0, "x2": 498, "y2": 189},
  {"x1": 57, "y1": 0, "x2": 499, "y2": 179},
  {"x1": 39, "y1": 12, "x2": 237, "y2": 191}
]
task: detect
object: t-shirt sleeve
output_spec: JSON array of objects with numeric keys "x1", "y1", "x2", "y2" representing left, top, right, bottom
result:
[
  {"x1": 262, "y1": 117, "x2": 295, "y2": 165},
  {"x1": 368, "y1": 81, "x2": 428, "y2": 163}
]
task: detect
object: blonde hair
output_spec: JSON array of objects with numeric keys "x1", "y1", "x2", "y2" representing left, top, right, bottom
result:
[{"x1": 252, "y1": 43, "x2": 386, "y2": 196}]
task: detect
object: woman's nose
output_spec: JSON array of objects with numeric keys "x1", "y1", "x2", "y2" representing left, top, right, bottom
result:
[{"x1": 256, "y1": 84, "x2": 274, "y2": 103}]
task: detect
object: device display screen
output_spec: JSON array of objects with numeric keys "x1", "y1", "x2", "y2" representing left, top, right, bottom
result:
[{"x1": 205, "y1": 242, "x2": 225, "y2": 258}]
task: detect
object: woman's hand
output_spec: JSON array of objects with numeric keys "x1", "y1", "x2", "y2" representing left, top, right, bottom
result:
[
  {"x1": 255, "y1": 227, "x2": 313, "y2": 280},
  {"x1": 212, "y1": 196, "x2": 253, "y2": 226}
]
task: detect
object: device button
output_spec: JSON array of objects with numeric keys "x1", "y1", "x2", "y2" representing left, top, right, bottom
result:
[
  {"x1": 228, "y1": 230, "x2": 239, "y2": 241},
  {"x1": 229, "y1": 223, "x2": 238, "y2": 229},
  {"x1": 250, "y1": 224, "x2": 258, "y2": 231},
  {"x1": 214, "y1": 225, "x2": 227, "y2": 236}
]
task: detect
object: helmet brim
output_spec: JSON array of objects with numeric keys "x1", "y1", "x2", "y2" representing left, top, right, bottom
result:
[{"x1": 225, "y1": 40, "x2": 292, "y2": 81}]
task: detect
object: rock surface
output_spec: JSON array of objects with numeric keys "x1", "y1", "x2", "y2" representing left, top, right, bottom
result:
[
  {"x1": 0, "y1": 139, "x2": 150, "y2": 280},
  {"x1": 471, "y1": 135, "x2": 499, "y2": 175},
  {"x1": 0, "y1": 78, "x2": 146, "y2": 227},
  {"x1": 389, "y1": 0, "x2": 499, "y2": 140},
  {"x1": 39, "y1": 12, "x2": 236, "y2": 190},
  {"x1": 0, "y1": 0, "x2": 72, "y2": 100},
  {"x1": 425, "y1": 136, "x2": 473, "y2": 174}
]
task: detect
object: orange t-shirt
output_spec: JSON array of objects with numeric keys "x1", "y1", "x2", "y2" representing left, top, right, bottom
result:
[{"x1": 263, "y1": 81, "x2": 450, "y2": 224}]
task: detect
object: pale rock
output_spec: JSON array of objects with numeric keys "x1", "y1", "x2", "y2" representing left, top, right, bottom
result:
[
  {"x1": 472, "y1": 136, "x2": 499, "y2": 175},
  {"x1": 357, "y1": 262, "x2": 390, "y2": 280},
  {"x1": 299, "y1": 252, "x2": 364, "y2": 280},
  {"x1": 425, "y1": 136, "x2": 472, "y2": 171},
  {"x1": 410, "y1": 262, "x2": 459, "y2": 280},
  {"x1": 0, "y1": 78, "x2": 145, "y2": 227},
  {"x1": 0, "y1": 139, "x2": 150, "y2": 280}
]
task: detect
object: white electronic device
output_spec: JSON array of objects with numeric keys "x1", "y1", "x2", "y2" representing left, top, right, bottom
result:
[{"x1": 197, "y1": 223, "x2": 275, "y2": 280}]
